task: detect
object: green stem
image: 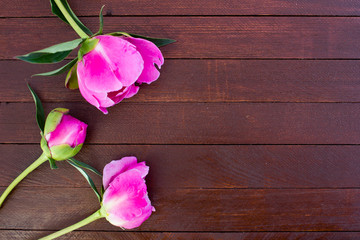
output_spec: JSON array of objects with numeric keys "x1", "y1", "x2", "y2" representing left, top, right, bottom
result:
[
  {"x1": 0, "y1": 153, "x2": 48, "y2": 208},
  {"x1": 54, "y1": 0, "x2": 89, "y2": 38},
  {"x1": 39, "y1": 208, "x2": 105, "y2": 240}
]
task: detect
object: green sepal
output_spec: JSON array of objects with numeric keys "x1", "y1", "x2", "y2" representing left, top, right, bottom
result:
[
  {"x1": 129, "y1": 33, "x2": 176, "y2": 47},
  {"x1": 65, "y1": 61, "x2": 79, "y2": 89},
  {"x1": 67, "y1": 159, "x2": 102, "y2": 202},
  {"x1": 48, "y1": 158, "x2": 58, "y2": 169},
  {"x1": 50, "y1": 143, "x2": 83, "y2": 161},
  {"x1": 108, "y1": 31, "x2": 130, "y2": 37},
  {"x1": 50, "y1": 0, "x2": 93, "y2": 36},
  {"x1": 101, "y1": 185, "x2": 105, "y2": 197},
  {"x1": 27, "y1": 84, "x2": 45, "y2": 133},
  {"x1": 96, "y1": 5, "x2": 105, "y2": 35},
  {"x1": 33, "y1": 58, "x2": 78, "y2": 77},
  {"x1": 16, "y1": 39, "x2": 83, "y2": 64},
  {"x1": 78, "y1": 38, "x2": 99, "y2": 61},
  {"x1": 69, "y1": 157, "x2": 102, "y2": 177},
  {"x1": 40, "y1": 135, "x2": 52, "y2": 159},
  {"x1": 108, "y1": 32, "x2": 176, "y2": 47},
  {"x1": 40, "y1": 136, "x2": 58, "y2": 169},
  {"x1": 44, "y1": 108, "x2": 69, "y2": 135}
]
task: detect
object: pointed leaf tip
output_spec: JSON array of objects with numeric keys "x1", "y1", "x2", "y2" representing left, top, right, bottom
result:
[
  {"x1": 18, "y1": 39, "x2": 83, "y2": 64},
  {"x1": 108, "y1": 32, "x2": 176, "y2": 47},
  {"x1": 96, "y1": 5, "x2": 105, "y2": 35},
  {"x1": 49, "y1": 158, "x2": 58, "y2": 169},
  {"x1": 27, "y1": 84, "x2": 45, "y2": 133},
  {"x1": 33, "y1": 58, "x2": 78, "y2": 77},
  {"x1": 67, "y1": 159, "x2": 102, "y2": 202}
]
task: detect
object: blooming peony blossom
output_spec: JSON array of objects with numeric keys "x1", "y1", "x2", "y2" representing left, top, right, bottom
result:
[
  {"x1": 77, "y1": 35, "x2": 164, "y2": 114},
  {"x1": 38, "y1": 156, "x2": 154, "y2": 239},
  {"x1": 102, "y1": 156, "x2": 154, "y2": 229}
]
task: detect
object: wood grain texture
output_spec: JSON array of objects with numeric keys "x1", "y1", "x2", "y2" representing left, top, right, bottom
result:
[
  {"x1": 2, "y1": 145, "x2": 360, "y2": 189},
  {"x1": 1, "y1": 0, "x2": 360, "y2": 238},
  {"x1": 1, "y1": 187, "x2": 360, "y2": 231},
  {"x1": 1, "y1": 0, "x2": 360, "y2": 17},
  {"x1": 2, "y1": 17, "x2": 360, "y2": 59},
  {"x1": 2, "y1": 60, "x2": 360, "y2": 103},
  {"x1": 1, "y1": 231, "x2": 360, "y2": 240},
  {"x1": 1, "y1": 102, "x2": 360, "y2": 144}
]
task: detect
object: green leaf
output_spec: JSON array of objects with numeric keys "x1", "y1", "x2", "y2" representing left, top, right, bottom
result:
[
  {"x1": 65, "y1": 61, "x2": 79, "y2": 89},
  {"x1": 108, "y1": 32, "x2": 176, "y2": 47},
  {"x1": 27, "y1": 84, "x2": 45, "y2": 132},
  {"x1": 17, "y1": 39, "x2": 83, "y2": 64},
  {"x1": 50, "y1": 0, "x2": 93, "y2": 36},
  {"x1": 129, "y1": 33, "x2": 176, "y2": 47},
  {"x1": 78, "y1": 38, "x2": 99, "y2": 61},
  {"x1": 67, "y1": 160, "x2": 102, "y2": 202},
  {"x1": 101, "y1": 185, "x2": 105, "y2": 197},
  {"x1": 69, "y1": 157, "x2": 102, "y2": 177},
  {"x1": 108, "y1": 31, "x2": 131, "y2": 37},
  {"x1": 48, "y1": 158, "x2": 58, "y2": 169},
  {"x1": 96, "y1": 5, "x2": 105, "y2": 35},
  {"x1": 33, "y1": 58, "x2": 78, "y2": 77}
]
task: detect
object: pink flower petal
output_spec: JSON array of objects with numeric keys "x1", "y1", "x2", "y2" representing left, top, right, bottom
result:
[
  {"x1": 77, "y1": 46, "x2": 123, "y2": 93},
  {"x1": 102, "y1": 169, "x2": 153, "y2": 229},
  {"x1": 45, "y1": 115, "x2": 87, "y2": 148},
  {"x1": 77, "y1": 35, "x2": 146, "y2": 114},
  {"x1": 103, "y1": 156, "x2": 149, "y2": 190},
  {"x1": 106, "y1": 84, "x2": 140, "y2": 105},
  {"x1": 77, "y1": 74, "x2": 114, "y2": 114},
  {"x1": 92, "y1": 35, "x2": 144, "y2": 88},
  {"x1": 125, "y1": 84, "x2": 140, "y2": 99},
  {"x1": 123, "y1": 37, "x2": 164, "y2": 84}
]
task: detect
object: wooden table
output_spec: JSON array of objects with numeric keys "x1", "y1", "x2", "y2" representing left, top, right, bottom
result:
[{"x1": 1, "y1": 0, "x2": 360, "y2": 239}]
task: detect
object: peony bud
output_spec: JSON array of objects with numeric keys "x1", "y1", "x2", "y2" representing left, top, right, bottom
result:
[
  {"x1": 77, "y1": 35, "x2": 164, "y2": 114},
  {"x1": 102, "y1": 156, "x2": 154, "y2": 229},
  {"x1": 41, "y1": 108, "x2": 87, "y2": 161}
]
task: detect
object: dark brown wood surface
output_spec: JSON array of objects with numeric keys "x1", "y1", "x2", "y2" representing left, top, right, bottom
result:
[
  {"x1": 3, "y1": 60, "x2": 360, "y2": 103},
  {"x1": 1, "y1": 0, "x2": 360, "y2": 16},
  {"x1": 3, "y1": 103, "x2": 360, "y2": 144},
  {"x1": 2, "y1": 17, "x2": 360, "y2": 59},
  {"x1": 3, "y1": 145, "x2": 360, "y2": 188},
  {"x1": 1, "y1": 0, "x2": 360, "y2": 239},
  {"x1": 2, "y1": 231, "x2": 360, "y2": 240}
]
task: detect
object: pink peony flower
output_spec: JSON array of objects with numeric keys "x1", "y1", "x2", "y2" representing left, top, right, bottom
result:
[
  {"x1": 102, "y1": 156, "x2": 154, "y2": 229},
  {"x1": 77, "y1": 35, "x2": 164, "y2": 114},
  {"x1": 41, "y1": 108, "x2": 87, "y2": 161},
  {"x1": 0, "y1": 107, "x2": 88, "y2": 209},
  {"x1": 38, "y1": 156, "x2": 155, "y2": 239}
]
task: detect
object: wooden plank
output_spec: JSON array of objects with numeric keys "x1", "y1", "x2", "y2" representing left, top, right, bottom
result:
[
  {"x1": 1, "y1": 188, "x2": 359, "y2": 231},
  {"x1": 1, "y1": 231, "x2": 359, "y2": 240},
  {"x1": 1, "y1": 0, "x2": 360, "y2": 17},
  {"x1": 2, "y1": 145, "x2": 360, "y2": 189},
  {"x1": 3, "y1": 60, "x2": 360, "y2": 103},
  {"x1": 1, "y1": 102, "x2": 360, "y2": 144},
  {"x1": 2, "y1": 17, "x2": 360, "y2": 59}
]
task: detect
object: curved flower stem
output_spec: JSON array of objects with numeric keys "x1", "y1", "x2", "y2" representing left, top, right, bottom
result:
[
  {"x1": 54, "y1": 0, "x2": 89, "y2": 38},
  {"x1": 39, "y1": 208, "x2": 105, "y2": 240},
  {"x1": 0, "y1": 153, "x2": 48, "y2": 208}
]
